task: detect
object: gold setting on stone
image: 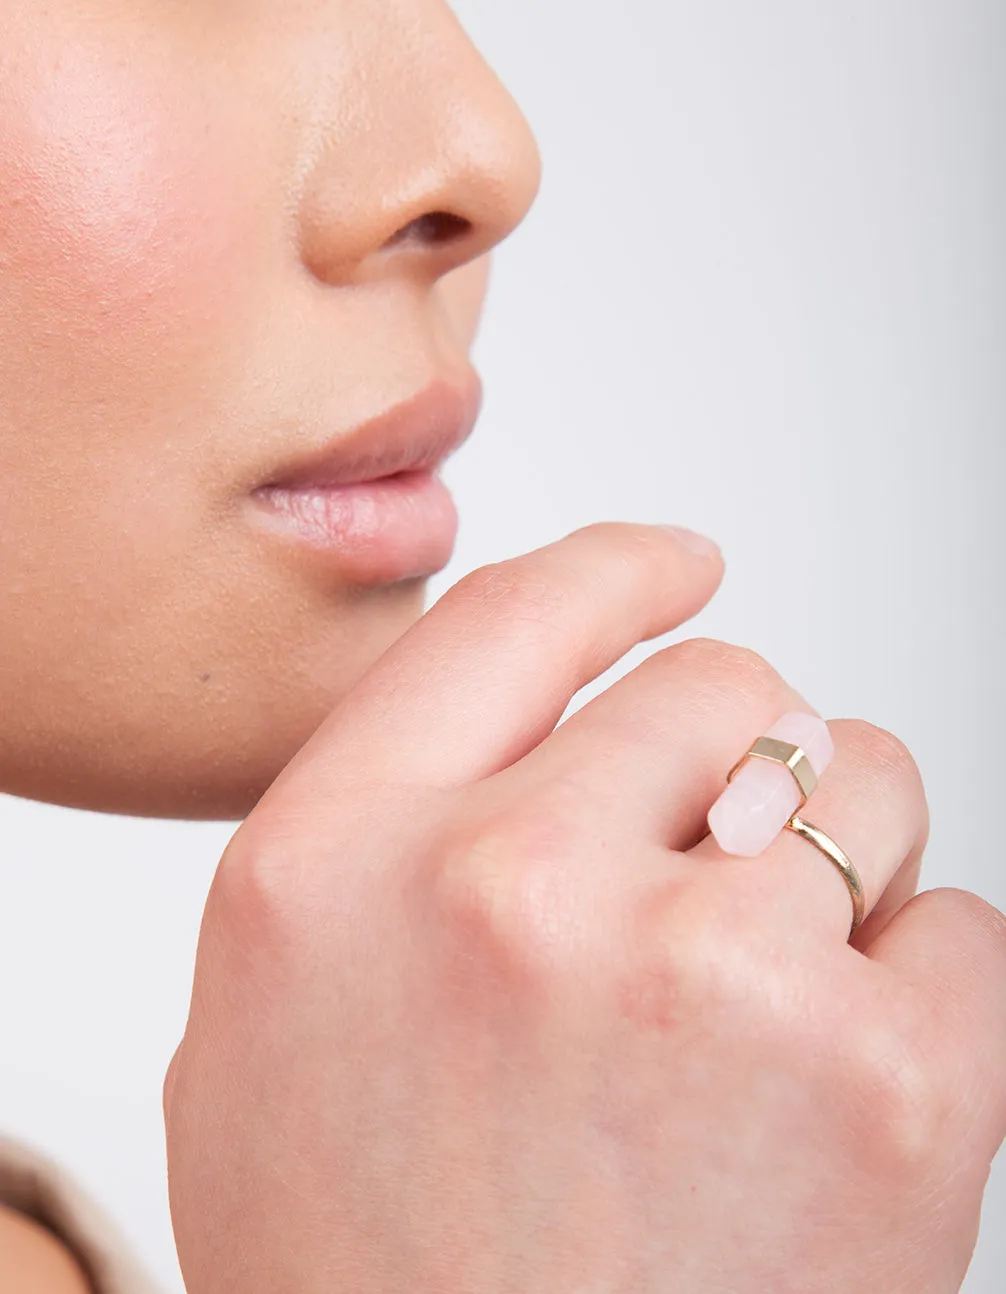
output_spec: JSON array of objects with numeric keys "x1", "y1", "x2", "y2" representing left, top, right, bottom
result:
[
  {"x1": 723, "y1": 732, "x2": 865, "y2": 938},
  {"x1": 726, "y1": 736, "x2": 818, "y2": 812}
]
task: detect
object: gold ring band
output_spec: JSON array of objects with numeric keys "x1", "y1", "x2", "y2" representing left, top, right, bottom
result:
[
  {"x1": 728, "y1": 733, "x2": 865, "y2": 940},
  {"x1": 785, "y1": 814, "x2": 866, "y2": 939}
]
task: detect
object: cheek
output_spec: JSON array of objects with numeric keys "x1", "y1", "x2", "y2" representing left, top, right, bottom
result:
[
  {"x1": 0, "y1": 23, "x2": 256, "y2": 439},
  {"x1": 0, "y1": 21, "x2": 267, "y2": 582},
  {"x1": 0, "y1": 18, "x2": 283, "y2": 721}
]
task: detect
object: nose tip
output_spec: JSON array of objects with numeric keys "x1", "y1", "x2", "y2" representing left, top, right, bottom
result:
[
  {"x1": 375, "y1": 101, "x2": 542, "y2": 274},
  {"x1": 294, "y1": 5, "x2": 542, "y2": 287}
]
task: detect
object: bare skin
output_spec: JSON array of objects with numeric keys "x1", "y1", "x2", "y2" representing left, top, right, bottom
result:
[
  {"x1": 0, "y1": 1, "x2": 1003, "y2": 1290},
  {"x1": 163, "y1": 523, "x2": 1006, "y2": 1293},
  {"x1": 0, "y1": 1207, "x2": 89, "y2": 1294},
  {"x1": 0, "y1": 0, "x2": 536, "y2": 819}
]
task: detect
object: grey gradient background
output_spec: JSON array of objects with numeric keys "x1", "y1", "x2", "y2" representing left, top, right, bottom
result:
[{"x1": 0, "y1": 1, "x2": 1003, "y2": 1289}]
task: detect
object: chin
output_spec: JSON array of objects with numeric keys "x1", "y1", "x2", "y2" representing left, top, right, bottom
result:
[
  {"x1": 2, "y1": 578, "x2": 429, "y2": 822},
  {"x1": 5, "y1": 705, "x2": 332, "y2": 822}
]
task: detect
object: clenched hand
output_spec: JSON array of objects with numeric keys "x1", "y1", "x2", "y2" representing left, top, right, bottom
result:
[{"x1": 164, "y1": 522, "x2": 1006, "y2": 1294}]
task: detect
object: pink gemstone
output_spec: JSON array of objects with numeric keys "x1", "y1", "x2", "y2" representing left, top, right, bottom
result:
[{"x1": 707, "y1": 712, "x2": 834, "y2": 857}]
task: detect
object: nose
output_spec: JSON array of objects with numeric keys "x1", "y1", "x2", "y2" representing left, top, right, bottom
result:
[{"x1": 294, "y1": 1, "x2": 543, "y2": 288}]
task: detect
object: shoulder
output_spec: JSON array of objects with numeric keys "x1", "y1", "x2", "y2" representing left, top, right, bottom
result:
[
  {"x1": 0, "y1": 1201, "x2": 91, "y2": 1293},
  {"x1": 0, "y1": 1135, "x2": 164, "y2": 1294}
]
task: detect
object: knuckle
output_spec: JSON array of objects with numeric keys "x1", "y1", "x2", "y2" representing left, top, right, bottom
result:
[
  {"x1": 666, "y1": 637, "x2": 784, "y2": 700},
  {"x1": 840, "y1": 1014, "x2": 950, "y2": 1176},
  {"x1": 431, "y1": 802, "x2": 597, "y2": 989},
  {"x1": 570, "y1": 519, "x2": 668, "y2": 552},
  {"x1": 840, "y1": 719, "x2": 922, "y2": 790},
  {"x1": 209, "y1": 818, "x2": 307, "y2": 954},
  {"x1": 571, "y1": 519, "x2": 647, "y2": 544},
  {"x1": 915, "y1": 885, "x2": 1006, "y2": 941},
  {"x1": 447, "y1": 561, "x2": 570, "y2": 637},
  {"x1": 620, "y1": 913, "x2": 717, "y2": 1030},
  {"x1": 623, "y1": 878, "x2": 791, "y2": 1032}
]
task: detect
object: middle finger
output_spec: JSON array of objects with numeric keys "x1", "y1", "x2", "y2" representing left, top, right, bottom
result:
[{"x1": 489, "y1": 635, "x2": 812, "y2": 853}]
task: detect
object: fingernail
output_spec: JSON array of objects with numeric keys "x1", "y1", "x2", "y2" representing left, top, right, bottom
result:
[
  {"x1": 658, "y1": 524, "x2": 721, "y2": 557},
  {"x1": 707, "y1": 711, "x2": 835, "y2": 856}
]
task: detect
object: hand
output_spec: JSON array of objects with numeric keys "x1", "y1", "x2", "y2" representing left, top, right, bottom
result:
[{"x1": 164, "y1": 522, "x2": 1006, "y2": 1294}]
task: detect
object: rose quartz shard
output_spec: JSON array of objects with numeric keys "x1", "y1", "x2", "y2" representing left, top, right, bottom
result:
[{"x1": 707, "y1": 712, "x2": 835, "y2": 857}]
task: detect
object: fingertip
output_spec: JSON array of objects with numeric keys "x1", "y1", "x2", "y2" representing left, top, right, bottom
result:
[{"x1": 657, "y1": 524, "x2": 723, "y2": 560}]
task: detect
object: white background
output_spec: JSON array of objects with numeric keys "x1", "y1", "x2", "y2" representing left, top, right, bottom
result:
[{"x1": 1, "y1": 1, "x2": 1002, "y2": 1289}]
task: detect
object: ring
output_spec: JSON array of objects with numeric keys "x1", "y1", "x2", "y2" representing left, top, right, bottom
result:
[
  {"x1": 727, "y1": 736, "x2": 866, "y2": 939},
  {"x1": 726, "y1": 736, "x2": 818, "y2": 812},
  {"x1": 784, "y1": 815, "x2": 866, "y2": 938}
]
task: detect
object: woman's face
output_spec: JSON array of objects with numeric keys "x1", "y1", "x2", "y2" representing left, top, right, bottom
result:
[{"x1": 0, "y1": 0, "x2": 541, "y2": 818}]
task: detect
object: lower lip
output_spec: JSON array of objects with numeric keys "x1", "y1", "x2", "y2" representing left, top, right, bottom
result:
[{"x1": 248, "y1": 468, "x2": 459, "y2": 585}]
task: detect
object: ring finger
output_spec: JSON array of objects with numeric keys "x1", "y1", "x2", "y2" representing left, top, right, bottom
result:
[
  {"x1": 688, "y1": 716, "x2": 928, "y2": 948},
  {"x1": 483, "y1": 637, "x2": 927, "y2": 944}
]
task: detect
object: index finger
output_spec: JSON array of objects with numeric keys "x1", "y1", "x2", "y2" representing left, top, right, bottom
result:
[{"x1": 264, "y1": 521, "x2": 724, "y2": 804}]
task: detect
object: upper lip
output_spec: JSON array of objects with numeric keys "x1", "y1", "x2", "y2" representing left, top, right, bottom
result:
[{"x1": 255, "y1": 373, "x2": 483, "y2": 492}]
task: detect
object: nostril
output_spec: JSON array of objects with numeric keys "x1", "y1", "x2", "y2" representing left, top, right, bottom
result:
[{"x1": 383, "y1": 210, "x2": 472, "y2": 249}]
